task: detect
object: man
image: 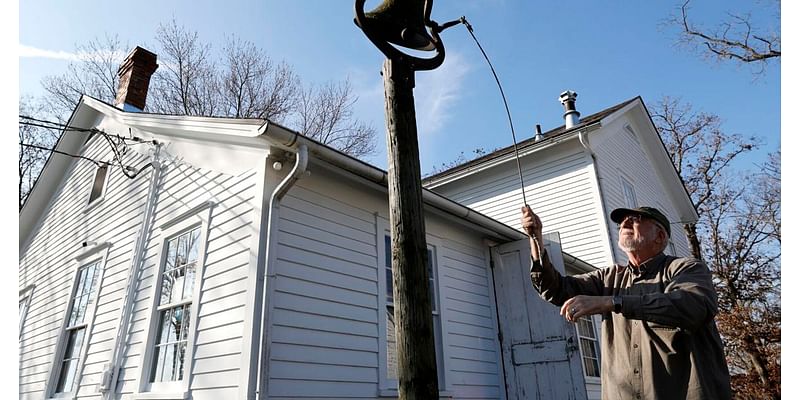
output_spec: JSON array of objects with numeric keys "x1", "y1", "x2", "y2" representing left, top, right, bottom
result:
[{"x1": 521, "y1": 205, "x2": 731, "y2": 400}]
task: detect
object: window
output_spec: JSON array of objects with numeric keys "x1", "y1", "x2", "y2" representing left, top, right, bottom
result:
[
  {"x1": 150, "y1": 227, "x2": 200, "y2": 384},
  {"x1": 19, "y1": 286, "x2": 34, "y2": 337},
  {"x1": 137, "y1": 204, "x2": 211, "y2": 396},
  {"x1": 576, "y1": 315, "x2": 601, "y2": 378},
  {"x1": 620, "y1": 176, "x2": 637, "y2": 208},
  {"x1": 88, "y1": 164, "x2": 109, "y2": 205},
  {"x1": 53, "y1": 260, "x2": 102, "y2": 395},
  {"x1": 381, "y1": 235, "x2": 443, "y2": 390}
]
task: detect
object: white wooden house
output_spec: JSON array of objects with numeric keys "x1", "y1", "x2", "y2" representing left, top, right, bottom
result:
[
  {"x1": 19, "y1": 48, "x2": 604, "y2": 400},
  {"x1": 423, "y1": 91, "x2": 699, "y2": 399}
]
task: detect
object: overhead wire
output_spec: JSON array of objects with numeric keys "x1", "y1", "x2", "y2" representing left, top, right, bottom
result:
[
  {"x1": 19, "y1": 115, "x2": 158, "y2": 180},
  {"x1": 437, "y1": 16, "x2": 544, "y2": 260}
]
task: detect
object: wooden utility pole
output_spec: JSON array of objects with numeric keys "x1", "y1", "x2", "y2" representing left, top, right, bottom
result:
[
  {"x1": 354, "y1": 1, "x2": 454, "y2": 398},
  {"x1": 382, "y1": 58, "x2": 438, "y2": 399}
]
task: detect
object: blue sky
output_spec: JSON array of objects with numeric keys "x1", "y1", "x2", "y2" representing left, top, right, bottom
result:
[{"x1": 18, "y1": 1, "x2": 781, "y2": 176}]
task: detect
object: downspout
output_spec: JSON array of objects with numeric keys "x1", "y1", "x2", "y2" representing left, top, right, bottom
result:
[
  {"x1": 100, "y1": 145, "x2": 164, "y2": 398},
  {"x1": 260, "y1": 123, "x2": 525, "y2": 242},
  {"x1": 254, "y1": 145, "x2": 308, "y2": 400},
  {"x1": 578, "y1": 130, "x2": 617, "y2": 265}
]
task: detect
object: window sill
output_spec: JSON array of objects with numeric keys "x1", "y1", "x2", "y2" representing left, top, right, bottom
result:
[
  {"x1": 584, "y1": 376, "x2": 601, "y2": 384},
  {"x1": 83, "y1": 197, "x2": 105, "y2": 213},
  {"x1": 378, "y1": 389, "x2": 453, "y2": 399},
  {"x1": 127, "y1": 392, "x2": 188, "y2": 400}
]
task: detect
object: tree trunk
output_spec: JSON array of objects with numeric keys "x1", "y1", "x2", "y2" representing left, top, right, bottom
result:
[
  {"x1": 684, "y1": 222, "x2": 703, "y2": 260},
  {"x1": 382, "y1": 59, "x2": 439, "y2": 400},
  {"x1": 743, "y1": 336, "x2": 772, "y2": 390}
]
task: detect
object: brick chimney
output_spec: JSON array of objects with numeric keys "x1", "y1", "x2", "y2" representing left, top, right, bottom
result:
[{"x1": 115, "y1": 47, "x2": 158, "y2": 112}]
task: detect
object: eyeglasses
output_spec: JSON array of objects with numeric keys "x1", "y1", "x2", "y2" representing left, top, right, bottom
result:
[{"x1": 617, "y1": 214, "x2": 643, "y2": 229}]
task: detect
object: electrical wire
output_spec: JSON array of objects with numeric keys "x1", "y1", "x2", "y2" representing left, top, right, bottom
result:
[
  {"x1": 459, "y1": 17, "x2": 528, "y2": 206},
  {"x1": 443, "y1": 17, "x2": 544, "y2": 261},
  {"x1": 19, "y1": 115, "x2": 157, "y2": 180},
  {"x1": 19, "y1": 142, "x2": 104, "y2": 167}
]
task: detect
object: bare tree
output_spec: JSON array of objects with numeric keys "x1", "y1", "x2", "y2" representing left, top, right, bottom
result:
[
  {"x1": 219, "y1": 37, "x2": 299, "y2": 122},
  {"x1": 296, "y1": 79, "x2": 377, "y2": 158},
  {"x1": 667, "y1": 0, "x2": 780, "y2": 74},
  {"x1": 149, "y1": 19, "x2": 220, "y2": 116},
  {"x1": 41, "y1": 35, "x2": 127, "y2": 122},
  {"x1": 649, "y1": 96, "x2": 758, "y2": 259},
  {"x1": 19, "y1": 96, "x2": 60, "y2": 208},
  {"x1": 27, "y1": 20, "x2": 378, "y2": 210},
  {"x1": 652, "y1": 97, "x2": 779, "y2": 397},
  {"x1": 703, "y1": 169, "x2": 780, "y2": 399},
  {"x1": 424, "y1": 148, "x2": 491, "y2": 177}
]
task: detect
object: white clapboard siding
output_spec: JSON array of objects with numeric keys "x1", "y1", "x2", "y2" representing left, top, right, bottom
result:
[
  {"x1": 590, "y1": 117, "x2": 692, "y2": 261},
  {"x1": 116, "y1": 159, "x2": 256, "y2": 400},
  {"x1": 19, "y1": 137, "x2": 152, "y2": 400},
  {"x1": 267, "y1": 182, "x2": 380, "y2": 399},
  {"x1": 438, "y1": 240, "x2": 503, "y2": 398},
  {"x1": 264, "y1": 170, "x2": 504, "y2": 399},
  {"x1": 433, "y1": 146, "x2": 609, "y2": 266}
]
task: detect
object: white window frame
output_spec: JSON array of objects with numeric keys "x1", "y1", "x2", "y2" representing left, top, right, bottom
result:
[
  {"x1": 576, "y1": 314, "x2": 602, "y2": 382},
  {"x1": 135, "y1": 203, "x2": 212, "y2": 398},
  {"x1": 86, "y1": 163, "x2": 111, "y2": 209},
  {"x1": 376, "y1": 217, "x2": 450, "y2": 397},
  {"x1": 19, "y1": 285, "x2": 35, "y2": 338},
  {"x1": 620, "y1": 176, "x2": 637, "y2": 209},
  {"x1": 45, "y1": 242, "x2": 112, "y2": 399}
]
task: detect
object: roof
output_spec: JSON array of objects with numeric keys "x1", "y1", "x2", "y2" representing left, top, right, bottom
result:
[
  {"x1": 422, "y1": 96, "x2": 639, "y2": 184},
  {"x1": 20, "y1": 95, "x2": 529, "y2": 250}
]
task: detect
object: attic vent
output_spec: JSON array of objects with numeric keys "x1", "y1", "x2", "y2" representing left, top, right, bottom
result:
[
  {"x1": 88, "y1": 164, "x2": 109, "y2": 204},
  {"x1": 624, "y1": 124, "x2": 639, "y2": 143}
]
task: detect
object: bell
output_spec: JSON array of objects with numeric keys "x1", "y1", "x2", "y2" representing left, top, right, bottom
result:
[{"x1": 358, "y1": 0, "x2": 436, "y2": 51}]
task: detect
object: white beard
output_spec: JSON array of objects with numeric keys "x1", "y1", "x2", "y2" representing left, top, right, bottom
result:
[{"x1": 619, "y1": 235, "x2": 647, "y2": 252}]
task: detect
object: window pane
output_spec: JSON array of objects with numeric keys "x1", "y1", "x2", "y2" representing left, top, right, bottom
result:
[
  {"x1": 183, "y1": 263, "x2": 196, "y2": 299},
  {"x1": 151, "y1": 342, "x2": 166, "y2": 382},
  {"x1": 165, "y1": 238, "x2": 177, "y2": 272},
  {"x1": 187, "y1": 229, "x2": 200, "y2": 263},
  {"x1": 56, "y1": 327, "x2": 85, "y2": 393},
  {"x1": 577, "y1": 317, "x2": 595, "y2": 338},
  {"x1": 160, "y1": 268, "x2": 175, "y2": 305},
  {"x1": 177, "y1": 233, "x2": 188, "y2": 267},
  {"x1": 151, "y1": 305, "x2": 190, "y2": 383},
  {"x1": 89, "y1": 165, "x2": 108, "y2": 203},
  {"x1": 180, "y1": 305, "x2": 192, "y2": 340},
  {"x1": 173, "y1": 266, "x2": 186, "y2": 302},
  {"x1": 55, "y1": 359, "x2": 76, "y2": 393}
]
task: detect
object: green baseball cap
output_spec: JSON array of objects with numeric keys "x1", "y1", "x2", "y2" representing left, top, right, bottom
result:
[{"x1": 610, "y1": 206, "x2": 671, "y2": 237}]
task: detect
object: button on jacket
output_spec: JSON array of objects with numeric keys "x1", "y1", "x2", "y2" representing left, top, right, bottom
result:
[{"x1": 530, "y1": 251, "x2": 731, "y2": 400}]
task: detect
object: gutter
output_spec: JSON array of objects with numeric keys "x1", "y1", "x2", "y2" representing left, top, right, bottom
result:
[
  {"x1": 254, "y1": 145, "x2": 308, "y2": 400},
  {"x1": 258, "y1": 122, "x2": 525, "y2": 242},
  {"x1": 100, "y1": 146, "x2": 163, "y2": 398}
]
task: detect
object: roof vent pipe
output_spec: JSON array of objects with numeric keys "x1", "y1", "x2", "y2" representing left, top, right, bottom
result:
[
  {"x1": 533, "y1": 124, "x2": 544, "y2": 142},
  {"x1": 559, "y1": 90, "x2": 580, "y2": 129}
]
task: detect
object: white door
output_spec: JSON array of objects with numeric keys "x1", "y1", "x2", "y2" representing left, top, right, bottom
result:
[{"x1": 491, "y1": 233, "x2": 587, "y2": 400}]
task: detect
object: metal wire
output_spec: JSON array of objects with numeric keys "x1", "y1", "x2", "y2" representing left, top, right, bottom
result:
[{"x1": 461, "y1": 17, "x2": 528, "y2": 206}]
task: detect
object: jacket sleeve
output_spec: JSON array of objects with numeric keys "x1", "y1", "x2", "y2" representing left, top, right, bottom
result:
[
  {"x1": 620, "y1": 257, "x2": 718, "y2": 332},
  {"x1": 530, "y1": 249, "x2": 606, "y2": 307}
]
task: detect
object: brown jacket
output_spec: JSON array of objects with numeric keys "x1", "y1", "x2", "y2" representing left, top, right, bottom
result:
[{"x1": 531, "y1": 251, "x2": 732, "y2": 400}]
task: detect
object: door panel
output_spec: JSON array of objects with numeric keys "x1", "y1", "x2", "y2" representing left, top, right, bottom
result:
[{"x1": 492, "y1": 233, "x2": 587, "y2": 400}]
